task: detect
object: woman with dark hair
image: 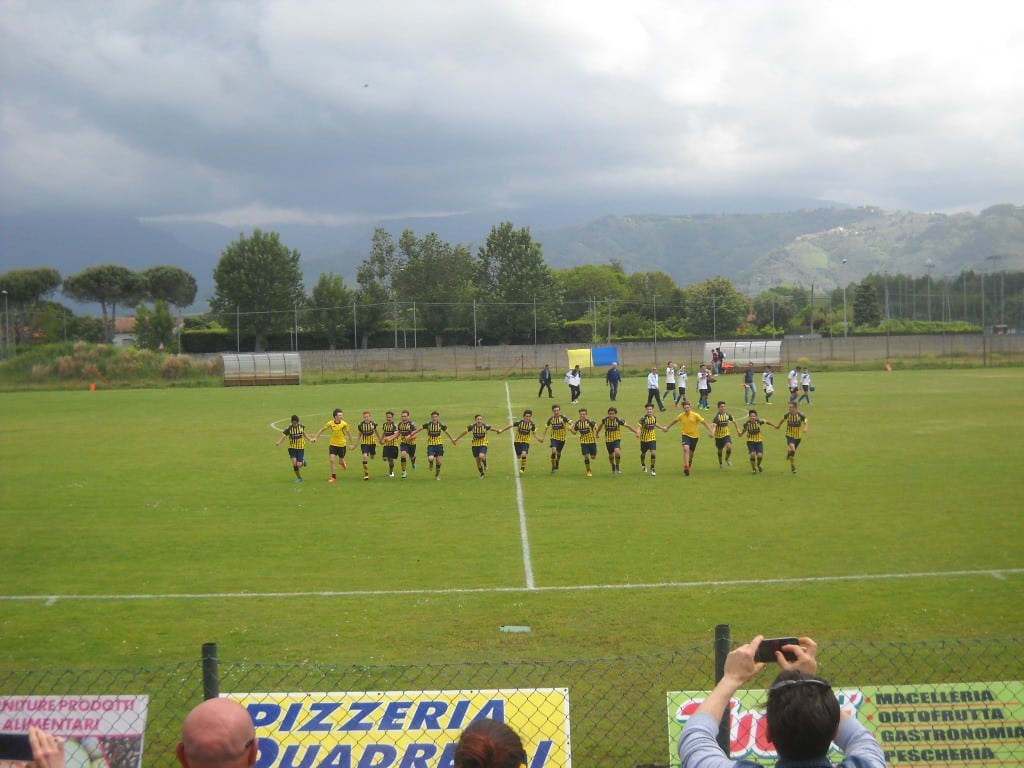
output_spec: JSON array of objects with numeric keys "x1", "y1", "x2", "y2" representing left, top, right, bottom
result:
[{"x1": 454, "y1": 718, "x2": 528, "y2": 768}]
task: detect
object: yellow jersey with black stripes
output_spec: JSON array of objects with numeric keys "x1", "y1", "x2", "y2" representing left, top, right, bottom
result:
[
  {"x1": 546, "y1": 414, "x2": 569, "y2": 441},
  {"x1": 283, "y1": 423, "x2": 307, "y2": 449},
  {"x1": 573, "y1": 418, "x2": 597, "y2": 445},
  {"x1": 357, "y1": 420, "x2": 378, "y2": 447},
  {"x1": 380, "y1": 420, "x2": 399, "y2": 445},
  {"x1": 637, "y1": 414, "x2": 659, "y2": 442},
  {"x1": 602, "y1": 415, "x2": 625, "y2": 442},
  {"x1": 398, "y1": 420, "x2": 417, "y2": 444},
  {"x1": 467, "y1": 422, "x2": 492, "y2": 447},
  {"x1": 785, "y1": 411, "x2": 807, "y2": 439},
  {"x1": 712, "y1": 411, "x2": 735, "y2": 439},
  {"x1": 741, "y1": 417, "x2": 766, "y2": 442},
  {"x1": 424, "y1": 421, "x2": 448, "y2": 446},
  {"x1": 512, "y1": 419, "x2": 536, "y2": 442}
]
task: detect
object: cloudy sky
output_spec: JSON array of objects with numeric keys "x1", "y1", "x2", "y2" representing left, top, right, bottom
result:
[{"x1": 2, "y1": 0, "x2": 1023, "y2": 228}]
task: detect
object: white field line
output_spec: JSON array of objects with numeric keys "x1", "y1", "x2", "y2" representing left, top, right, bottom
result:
[
  {"x1": 505, "y1": 382, "x2": 536, "y2": 590},
  {"x1": 4, "y1": 569, "x2": 1021, "y2": 604}
]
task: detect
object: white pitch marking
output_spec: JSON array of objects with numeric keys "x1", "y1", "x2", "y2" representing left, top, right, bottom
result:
[
  {"x1": 4, "y1": 568, "x2": 1020, "y2": 603},
  {"x1": 505, "y1": 382, "x2": 536, "y2": 590}
]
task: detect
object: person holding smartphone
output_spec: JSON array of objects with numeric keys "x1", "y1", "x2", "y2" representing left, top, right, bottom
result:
[{"x1": 678, "y1": 635, "x2": 885, "y2": 768}]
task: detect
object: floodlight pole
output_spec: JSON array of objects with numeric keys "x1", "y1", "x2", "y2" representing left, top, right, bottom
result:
[{"x1": 1, "y1": 290, "x2": 8, "y2": 359}]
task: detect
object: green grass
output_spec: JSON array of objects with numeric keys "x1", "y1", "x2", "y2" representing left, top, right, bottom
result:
[{"x1": 1, "y1": 369, "x2": 1022, "y2": 671}]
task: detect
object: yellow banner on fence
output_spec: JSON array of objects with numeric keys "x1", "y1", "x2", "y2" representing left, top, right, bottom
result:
[
  {"x1": 566, "y1": 349, "x2": 593, "y2": 370},
  {"x1": 227, "y1": 688, "x2": 571, "y2": 768}
]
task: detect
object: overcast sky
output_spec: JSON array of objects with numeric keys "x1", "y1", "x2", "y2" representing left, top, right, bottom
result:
[{"x1": 2, "y1": 0, "x2": 1023, "y2": 228}]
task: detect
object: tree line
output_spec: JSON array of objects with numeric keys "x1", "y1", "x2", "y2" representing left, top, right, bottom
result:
[{"x1": 2, "y1": 222, "x2": 1021, "y2": 355}]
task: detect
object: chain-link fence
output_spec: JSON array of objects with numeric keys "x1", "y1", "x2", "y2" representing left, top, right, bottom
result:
[{"x1": 2, "y1": 637, "x2": 1022, "y2": 767}]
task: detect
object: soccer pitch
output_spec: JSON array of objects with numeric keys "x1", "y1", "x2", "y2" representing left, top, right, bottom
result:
[{"x1": 1, "y1": 368, "x2": 1022, "y2": 670}]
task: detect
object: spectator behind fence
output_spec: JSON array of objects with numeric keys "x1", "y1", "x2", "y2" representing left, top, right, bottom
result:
[
  {"x1": 454, "y1": 717, "x2": 528, "y2": 768},
  {"x1": 26, "y1": 727, "x2": 65, "y2": 768},
  {"x1": 678, "y1": 635, "x2": 885, "y2": 768},
  {"x1": 177, "y1": 698, "x2": 258, "y2": 768}
]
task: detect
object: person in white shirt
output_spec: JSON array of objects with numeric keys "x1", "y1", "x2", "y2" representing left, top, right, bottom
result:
[
  {"x1": 788, "y1": 367, "x2": 800, "y2": 403},
  {"x1": 646, "y1": 367, "x2": 666, "y2": 411},
  {"x1": 664, "y1": 362, "x2": 677, "y2": 404},
  {"x1": 697, "y1": 365, "x2": 711, "y2": 410},
  {"x1": 762, "y1": 365, "x2": 775, "y2": 404},
  {"x1": 565, "y1": 365, "x2": 582, "y2": 403},
  {"x1": 676, "y1": 365, "x2": 688, "y2": 406},
  {"x1": 798, "y1": 367, "x2": 813, "y2": 404}
]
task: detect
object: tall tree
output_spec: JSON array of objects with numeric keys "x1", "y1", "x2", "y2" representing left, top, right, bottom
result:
[
  {"x1": 0, "y1": 266, "x2": 62, "y2": 345},
  {"x1": 750, "y1": 290, "x2": 796, "y2": 331},
  {"x1": 308, "y1": 273, "x2": 353, "y2": 350},
  {"x1": 683, "y1": 277, "x2": 747, "y2": 337},
  {"x1": 63, "y1": 264, "x2": 146, "y2": 342},
  {"x1": 210, "y1": 230, "x2": 304, "y2": 352},
  {"x1": 142, "y1": 265, "x2": 198, "y2": 310},
  {"x1": 394, "y1": 230, "x2": 475, "y2": 346},
  {"x1": 355, "y1": 228, "x2": 400, "y2": 348},
  {"x1": 476, "y1": 222, "x2": 562, "y2": 344},
  {"x1": 135, "y1": 299, "x2": 176, "y2": 350},
  {"x1": 853, "y1": 279, "x2": 883, "y2": 326}
]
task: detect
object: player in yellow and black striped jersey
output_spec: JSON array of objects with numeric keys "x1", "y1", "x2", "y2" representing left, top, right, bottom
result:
[
  {"x1": 570, "y1": 408, "x2": 598, "y2": 477},
  {"x1": 452, "y1": 414, "x2": 497, "y2": 477},
  {"x1": 773, "y1": 401, "x2": 808, "y2": 473},
  {"x1": 275, "y1": 415, "x2": 316, "y2": 482},
  {"x1": 542, "y1": 404, "x2": 571, "y2": 473},
  {"x1": 380, "y1": 410, "x2": 401, "y2": 478},
  {"x1": 422, "y1": 411, "x2": 455, "y2": 479},
  {"x1": 711, "y1": 401, "x2": 737, "y2": 468},
  {"x1": 397, "y1": 410, "x2": 418, "y2": 478},
  {"x1": 499, "y1": 409, "x2": 544, "y2": 474},
  {"x1": 636, "y1": 404, "x2": 661, "y2": 475},
  {"x1": 739, "y1": 408, "x2": 777, "y2": 474},
  {"x1": 357, "y1": 411, "x2": 380, "y2": 481},
  {"x1": 597, "y1": 406, "x2": 637, "y2": 474},
  {"x1": 313, "y1": 408, "x2": 351, "y2": 482}
]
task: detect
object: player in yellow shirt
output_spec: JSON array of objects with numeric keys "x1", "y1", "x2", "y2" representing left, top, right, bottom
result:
[
  {"x1": 452, "y1": 414, "x2": 499, "y2": 477},
  {"x1": 662, "y1": 400, "x2": 714, "y2": 476},
  {"x1": 356, "y1": 410, "x2": 381, "y2": 481},
  {"x1": 380, "y1": 410, "x2": 401, "y2": 478},
  {"x1": 570, "y1": 408, "x2": 599, "y2": 477},
  {"x1": 542, "y1": 403, "x2": 571, "y2": 473},
  {"x1": 397, "y1": 409, "x2": 418, "y2": 478},
  {"x1": 497, "y1": 409, "x2": 545, "y2": 474},
  {"x1": 636, "y1": 403, "x2": 661, "y2": 475},
  {"x1": 596, "y1": 406, "x2": 637, "y2": 475},
  {"x1": 275, "y1": 414, "x2": 316, "y2": 483},
  {"x1": 422, "y1": 410, "x2": 456, "y2": 479},
  {"x1": 313, "y1": 408, "x2": 351, "y2": 482},
  {"x1": 773, "y1": 401, "x2": 809, "y2": 473}
]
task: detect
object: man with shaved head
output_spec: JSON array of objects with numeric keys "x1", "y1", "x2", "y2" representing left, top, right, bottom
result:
[{"x1": 176, "y1": 698, "x2": 258, "y2": 768}]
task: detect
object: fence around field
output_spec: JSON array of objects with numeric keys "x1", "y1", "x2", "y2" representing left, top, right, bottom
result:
[
  {"x1": 290, "y1": 333, "x2": 1024, "y2": 380},
  {"x1": 2, "y1": 637, "x2": 1022, "y2": 768}
]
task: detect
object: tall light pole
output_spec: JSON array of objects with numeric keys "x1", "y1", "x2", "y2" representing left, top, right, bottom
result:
[
  {"x1": 840, "y1": 259, "x2": 848, "y2": 338},
  {"x1": 925, "y1": 259, "x2": 935, "y2": 321},
  {"x1": 2, "y1": 289, "x2": 8, "y2": 359}
]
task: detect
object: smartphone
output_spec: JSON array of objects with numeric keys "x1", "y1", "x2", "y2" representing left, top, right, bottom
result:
[
  {"x1": 754, "y1": 636, "x2": 799, "y2": 663},
  {"x1": 0, "y1": 732, "x2": 34, "y2": 761}
]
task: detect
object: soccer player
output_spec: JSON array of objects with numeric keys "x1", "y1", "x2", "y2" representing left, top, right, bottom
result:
[
  {"x1": 788, "y1": 366, "x2": 800, "y2": 402},
  {"x1": 664, "y1": 361, "x2": 678, "y2": 404},
  {"x1": 662, "y1": 400, "x2": 714, "y2": 476},
  {"x1": 569, "y1": 407, "x2": 599, "y2": 477},
  {"x1": 696, "y1": 364, "x2": 711, "y2": 410},
  {"x1": 313, "y1": 408, "x2": 350, "y2": 482},
  {"x1": 356, "y1": 410, "x2": 380, "y2": 481},
  {"x1": 380, "y1": 410, "x2": 400, "y2": 478},
  {"x1": 542, "y1": 403, "x2": 570, "y2": 473},
  {"x1": 738, "y1": 408, "x2": 777, "y2": 474},
  {"x1": 423, "y1": 410, "x2": 456, "y2": 479},
  {"x1": 636, "y1": 403, "x2": 661, "y2": 475},
  {"x1": 711, "y1": 400, "x2": 737, "y2": 468},
  {"x1": 676, "y1": 364, "x2": 687, "y2": 406},
  {"x1": 773, "y1": 401, "x2": 809, "y2": 473},
  {"x1": 799, "y1": 367, "x2": 813, "y2": 404},
  {"x1": 275, "y1": 415, "x2": 315, "y2": 483},
  {"x1": 762, "y1": 365, "x2": 775, "y2": 404},
  {"x1": 397, "y1": 410, "x2": 418, "y2": 478},
  {"x1": 596, "y1": 406, "x2": 637, "y2": 474},
  {"x1": 453, "y1": 414, "x2": 497, "y2": 477},
  {"x1": 500, "y1": 409, "x2": 545, "y2": 474}
]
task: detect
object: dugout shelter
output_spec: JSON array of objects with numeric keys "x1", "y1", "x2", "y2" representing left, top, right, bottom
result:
[{"x1": 221, "y1": 352, "x2": 301, "y2": 386}]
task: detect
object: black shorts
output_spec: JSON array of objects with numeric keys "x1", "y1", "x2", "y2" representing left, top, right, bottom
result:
[
  {"x1": 382, "y1": 445, "x2": 399, "y2": 460},
  {"x1": 329, "y1": 445, "x2": 347, "y2": 458}
]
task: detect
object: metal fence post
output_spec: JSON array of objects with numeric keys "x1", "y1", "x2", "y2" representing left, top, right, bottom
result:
[
  {"x1": 202, "y1": 642, "x2": 219, "y2": 700},
  {"x1": 714, "y1": 624, "x2": 731, "y2": 754}
]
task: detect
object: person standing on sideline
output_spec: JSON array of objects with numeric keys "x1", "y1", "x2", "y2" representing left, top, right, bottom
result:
[
  {"x1": 313, "y1": 408, "x2": 350, "y2": 482},
  {"x1": 739, "y1": 408, "x2": 776, "y2": 474},
  {"x1": 597, "y1": 405, "x2": 637, "y2": 474},
  {"x1": 538, "y1": 363, "x2": 553, "y2": 398},
  {"x1": 637, "y1": 403, "x2": 662, "y2": 474},
  {"x1": 569, "y1": 407, "x2": 599, "y2": 477},
  {"x1": 774, "y1": 400, "x2": 808, "y2": 473},
  {"x1": 423, "y1": 410, "x2": 456, "y2": 479},
  {"x1": 565, "y1": 364, "x2": 582, "y2": 403},
  {"x1": 663, "y1": 400, "x2": 714, "y2": 476},
  {"x1": 356, "y1": 410, "x2": 381, "y2": 481},
  {"x1": 743, "y1": 361, "x2": 757, "y2": 404},
  {"x1": 452, "y1": 414, "x2": 497, "y2": 477},
  {"x1": 542, "y1": 403, "x2": 570, "y2": 473},
  {"x1": 397, "y1": 409, "x2": 418, "y2": 478},
  {"x1": 788, "y1": 365, "x2": 800, "y2": 402},
  {"x1": 799, "y1": 367, "x2": 813, "y2": 403},
  {"x1": 676, "y1": 364, "x2": 688, "y2": 406},
  {"x1": 711, "y1": 400, "x2": 737, "y2": 468},
  {"x1": 762, "y1": 365, "x2": 775, "y2": 404},
  {"x1": 664, "y1": 361, "x2": 678, "y2": 403},
  {"x1": 697, "y1": 364, "x2": 712, "y2": 410},
  {"x1": 276, "y1": 415, "x2": 315, "y2": 483},
  {"x1": 606, "y1": 361, "x2": 622, "y2": 401},
  {"x1": 646, "y1": 367, "x2": 666, "y2": 411}
]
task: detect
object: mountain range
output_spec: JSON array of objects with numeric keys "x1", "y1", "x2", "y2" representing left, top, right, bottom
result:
[{"x1": 2, "y1": 200, "x2": 1022, "y2": 312}]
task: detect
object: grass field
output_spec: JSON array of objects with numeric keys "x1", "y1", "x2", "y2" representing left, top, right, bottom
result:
[{"x1": 1, "y1": 368, "x2": 1023, "y2": 673}]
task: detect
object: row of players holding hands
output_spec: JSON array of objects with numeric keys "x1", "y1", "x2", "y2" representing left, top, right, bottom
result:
[{"x1": 277, "y1": 400, "x2": 808, "y2": 482}]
